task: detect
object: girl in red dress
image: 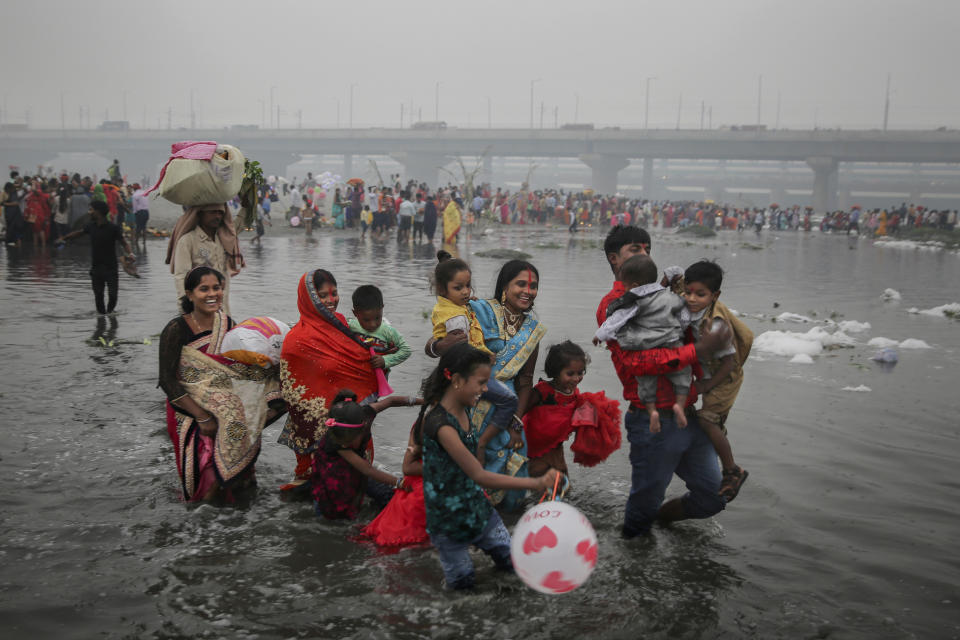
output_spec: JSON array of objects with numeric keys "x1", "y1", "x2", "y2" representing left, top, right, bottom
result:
[{"x1": 522, "y1": 341, "x2": 621, "y2": 482}]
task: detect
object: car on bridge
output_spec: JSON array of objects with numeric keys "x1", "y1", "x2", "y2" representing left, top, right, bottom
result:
[
  {"x1": 411, "y1": 121, "x2": 447, "y2": 130},
  {"x1": 98, "y1": 121, "x2": 130, "y2": 131}
]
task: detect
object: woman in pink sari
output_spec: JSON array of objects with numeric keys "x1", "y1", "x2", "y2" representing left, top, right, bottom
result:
[{"x1": 158, "y1": 266, "x2": 284, "y2": 502}]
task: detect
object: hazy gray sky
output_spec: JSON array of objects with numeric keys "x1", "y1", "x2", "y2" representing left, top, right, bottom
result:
[{"x1": 4, "y1": 0, "x2": 958, "y2": 130}]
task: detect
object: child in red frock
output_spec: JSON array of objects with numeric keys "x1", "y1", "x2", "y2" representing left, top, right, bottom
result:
[
  {"x1": 360, "y1": 422, "x2": 430, "y2": 548},
  {"x1": 522, "y1": 341, "x2": 621, "y2": 480}
]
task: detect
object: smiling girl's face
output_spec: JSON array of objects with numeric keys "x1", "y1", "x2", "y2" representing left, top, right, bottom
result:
[{"x1": 453, "y1": 363, "x2": 491, "y2": 408}]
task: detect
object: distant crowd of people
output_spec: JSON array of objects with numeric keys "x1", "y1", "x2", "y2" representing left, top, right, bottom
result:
[
  {"x1": 260, "y1": 173, "x2": 960, "y2": 242},
  {"x1": 819, "y1": 204, "x2": 957, "y2": 236},
  {"x1": 1, "y1": 160, "x2": 151, "y2": 249}
]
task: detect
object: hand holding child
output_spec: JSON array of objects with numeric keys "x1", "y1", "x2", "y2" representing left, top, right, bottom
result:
[{"x1": 370, "y1": 353, "x2": 386, "y2": 369}]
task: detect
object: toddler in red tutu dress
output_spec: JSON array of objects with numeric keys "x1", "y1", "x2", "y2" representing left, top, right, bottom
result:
[{"x1": 522, "y1": 341, "x2": 621, "y2": 481}]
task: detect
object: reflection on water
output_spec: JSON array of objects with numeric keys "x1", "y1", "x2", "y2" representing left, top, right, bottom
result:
[{"x1": 1, "y1": 227, "x2": 958, "y2": 638}]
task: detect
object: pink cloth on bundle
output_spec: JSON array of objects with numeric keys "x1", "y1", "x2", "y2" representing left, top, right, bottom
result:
[{"x1": 144, "y1": 141, "x2": 220, "y2": 196}]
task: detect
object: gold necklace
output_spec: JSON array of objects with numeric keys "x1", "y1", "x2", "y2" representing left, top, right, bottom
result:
[
  {"x1": 502, "y1": 304, "x2": 524, "y2": 336},
  {"x1": 191, "y1": 311, "x2": 213, "y2": 332}
]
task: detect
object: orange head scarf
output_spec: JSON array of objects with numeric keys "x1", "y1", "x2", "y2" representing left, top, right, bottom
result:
[{"x1": 278, "y1": 271, "x2": 378, "y2": 455}]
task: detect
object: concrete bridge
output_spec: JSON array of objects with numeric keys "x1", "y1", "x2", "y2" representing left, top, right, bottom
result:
[{"x1": 2, "y1": 127, "x2": 959, "y2": 212}]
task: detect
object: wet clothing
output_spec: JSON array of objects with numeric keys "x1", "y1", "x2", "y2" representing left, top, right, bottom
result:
[
  {"x1": 361, "y1": 474, "x2": 428, "y2": 548},
  {"x1": 622, "y1": 408, "x2": 724, "y2": 537},
  {"x1": 468, "y1": 298, "x2": 544, "y2": 510},
  {"x1": 311, "y1": 427, "x2": 372, "y2": 520},
  {"x1": 278, "y1": 271, "x2": 378, "y2": 481},
  {"x1": 82, "y1": 220, "x2": 126, "y2": 314},
  {"x1": 430, "y1": 508, "x2": 512, "y2": 590},
  {"x1": 598, "y1": 281, "x2": 722, "y2": 537},
  {"x1": 421, "y1": 405, "x2": 492, "y2": 542},
  {"x1": 158, "y1": 312, "x2": 283, "y2": 502}
]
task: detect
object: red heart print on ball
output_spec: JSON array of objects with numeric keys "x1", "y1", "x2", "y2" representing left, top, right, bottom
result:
[
  {"x1": 540, "y1": 571, "x2": 578, "y2": 594},
  {"x1": 523, "y1": 526, "x2": 558, "y2": 555},
  {"x1": 575, "y1": 539, "x2": 598, "y2": 568}
]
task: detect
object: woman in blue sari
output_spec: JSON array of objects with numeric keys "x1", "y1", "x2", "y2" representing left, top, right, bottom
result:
[
  {"x1": 437, "y1": 262, "x2": 545, "y2": 512},
  {"x1": 425, "y1": 260, "x2": 546, "y2": 510}
]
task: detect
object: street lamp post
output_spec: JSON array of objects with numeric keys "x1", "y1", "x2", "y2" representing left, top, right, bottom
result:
[
  {"x1": 644, "y1": 77, "x2": 656, "y2": 129},
  {"x1": 349, "y1": 83, "x2": 356, "y2": 128},
  {"x1": 270, "y1": 85, "x2": 276, "y2": 128},
  {"x1": 530, "y1": 78, "x2": 541, "y2": 129},
  {"x1": 435, "y1": 81, "x2": 441, "y2": 121}
]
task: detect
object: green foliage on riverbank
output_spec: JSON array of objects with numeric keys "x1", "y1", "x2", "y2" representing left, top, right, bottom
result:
[
  {"x1": 474, "y1": 248, "x2": 532, "y2": 260},
  {"x1": 676, "y1": 225, "x2": 717, "y2": 238}
]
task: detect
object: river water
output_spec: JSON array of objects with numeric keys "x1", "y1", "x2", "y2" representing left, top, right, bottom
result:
[{"x1": 1, "y1": 224, "x2": 957, "y2": 639}]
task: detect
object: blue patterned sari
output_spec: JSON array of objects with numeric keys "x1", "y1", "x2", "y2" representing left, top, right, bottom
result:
[{"x1": 469, "y1": 299, "x2": 546, "y2": 510}]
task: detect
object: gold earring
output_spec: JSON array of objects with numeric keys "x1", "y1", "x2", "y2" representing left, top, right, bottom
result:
[{"x1": 500, "y1": 290, "x2": 507, "y2": 304}]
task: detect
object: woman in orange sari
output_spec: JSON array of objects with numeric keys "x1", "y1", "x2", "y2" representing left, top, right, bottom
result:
[{"x1": 278, "y1": 269, "x2": 379, "y2": 488}]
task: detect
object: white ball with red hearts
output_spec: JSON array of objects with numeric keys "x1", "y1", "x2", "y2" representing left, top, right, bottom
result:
[{"x1": 510, "y1": 500, "x2": 598, "y2": 594}]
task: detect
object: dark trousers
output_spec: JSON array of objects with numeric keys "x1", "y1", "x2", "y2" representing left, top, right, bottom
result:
[{"x1": 90, "y1": 267, "x2": 119, "y2": 314}]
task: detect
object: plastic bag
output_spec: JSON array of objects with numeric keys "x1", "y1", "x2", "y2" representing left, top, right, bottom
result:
[{"x1": 221, "y1": 316, "x2": 290, "y2": 368}]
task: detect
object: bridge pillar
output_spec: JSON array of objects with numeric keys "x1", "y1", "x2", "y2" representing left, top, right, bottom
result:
[
  {"x1": 390, "y1": 151, "x2": 445, "y2": 186},
  {"x1": 255, "y1": 152, "x2": 298, "y2": 179},
  {"x1": 343, "y1": 154, "x2": 353, "y2": 177},
  {"x1": 641, "y1": 158, "x2": 656, "y2": 200},
  {"x1": 806, "y1": 156, "x2": 838, "y2": 213},
  {"x1": 482, "y1": 155, "x2": 493, "y2": 183},
  {"x1": 581, "y1": 154, "x2": 629, "y2": 196}
]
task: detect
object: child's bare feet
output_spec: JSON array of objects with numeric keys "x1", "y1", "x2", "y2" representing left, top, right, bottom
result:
[
  {"x1": 674, "y1": 403, "x2": 687, "y2": 428},
  {"x1": 649, "y1": 409, "x2": 661, "y2": 433}
]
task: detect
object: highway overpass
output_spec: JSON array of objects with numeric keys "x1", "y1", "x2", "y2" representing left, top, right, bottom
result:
[{"x1": 2, "y1": 127, "x2": 959, "y2": 211}]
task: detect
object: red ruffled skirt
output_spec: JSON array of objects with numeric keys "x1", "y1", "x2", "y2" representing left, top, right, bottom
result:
[
  {"x1": 360, "y1": 475, "x2": 429, "y2": 548},
  {"x1": 524, "y1": 391, "x2": 622, "y2": 468}
]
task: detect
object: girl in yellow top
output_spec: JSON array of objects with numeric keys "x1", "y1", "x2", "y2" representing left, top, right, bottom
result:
[{"x1": 430, "y1": 251, "x2": 520, "y2": 439}]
